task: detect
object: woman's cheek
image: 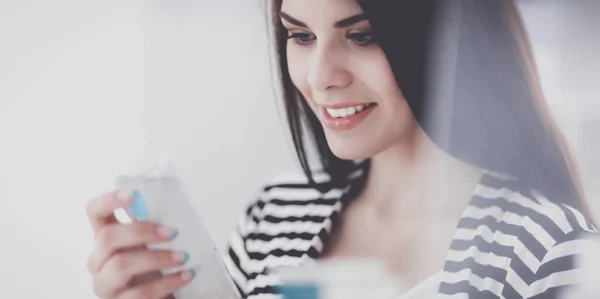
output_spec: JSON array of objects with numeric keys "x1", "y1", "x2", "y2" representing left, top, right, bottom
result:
[{"x1": 287, "y1": 49, "x2": 313, "y2": 102}]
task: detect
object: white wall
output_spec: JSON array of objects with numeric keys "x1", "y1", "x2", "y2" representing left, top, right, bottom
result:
[
  {"x1": 0, "y1": 0, "x2": 147, "y2": 298},
  {"x1": 0, "y1": 1, "x2": 598, "y2": 298}
]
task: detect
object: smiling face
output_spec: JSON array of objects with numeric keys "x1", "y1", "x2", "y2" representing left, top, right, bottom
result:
[{"x1": 281, "y1": 0, "x2": 419, "y2": 160}]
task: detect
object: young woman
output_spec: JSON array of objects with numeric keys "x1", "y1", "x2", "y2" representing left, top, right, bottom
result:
[{"x1": 86, "y1": 0, "x2": 598, "y2": 298}]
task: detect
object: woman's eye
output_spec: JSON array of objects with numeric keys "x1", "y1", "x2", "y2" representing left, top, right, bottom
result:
[
  {"x1": 287, "y1": 32, "x2": 314, "y2": 45},
  {"x1": 348, "y1": 32, "x2": 375, "y2": 46}
]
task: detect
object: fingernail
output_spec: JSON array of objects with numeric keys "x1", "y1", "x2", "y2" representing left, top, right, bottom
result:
[
  {"x1": 157, "y1": 226, "x2": 178, "y2": 239},
  {"x1": 181, "y1": 269, "x2": 196, "y2": 282},
  {"x1": 130, "y1": 191, "x2": 150, "y2": 217},
  {"x1": 117, "y1": 190, "x2": 132, "y2": 202},
  {"x1": 172, "y1": 251, "x2": 189, "y2": 263}
]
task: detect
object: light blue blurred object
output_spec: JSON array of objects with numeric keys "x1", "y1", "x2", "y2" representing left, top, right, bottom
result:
[
  {"x1": 278, "y1": 284, "x2": 320, "y2": 299},
  {"x1": 274, "y1": 260, "x2": 402, "y2": 299}
]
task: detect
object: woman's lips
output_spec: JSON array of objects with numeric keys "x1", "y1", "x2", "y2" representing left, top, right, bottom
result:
[{"x1": 321, "y1": 103, "x2": 376, "y2": 131}]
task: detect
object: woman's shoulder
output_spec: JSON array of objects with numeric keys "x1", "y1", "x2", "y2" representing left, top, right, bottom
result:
[
  {"x1": 449, "y1": 170, "x2": 599, "y2": 298},
  {"x1": 476, "y1": 170, "x2": 598, "y2": 239}
]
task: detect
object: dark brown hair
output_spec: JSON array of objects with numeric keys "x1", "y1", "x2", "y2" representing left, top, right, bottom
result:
[{"x1": 267, "y1": 0, "x2": 592, "y2": 215}]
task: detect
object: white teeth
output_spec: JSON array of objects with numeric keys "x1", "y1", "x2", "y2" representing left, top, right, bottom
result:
[
  {"x1": 325, "y1": 103, "x2": 371, "y2": 118},
  {"x1": 347, "y1": 106, "x2": 356, "y2": 116}
]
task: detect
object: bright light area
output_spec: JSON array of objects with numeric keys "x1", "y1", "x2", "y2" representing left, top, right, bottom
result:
[{"x1": 0, "y1": 0, "x2": 146, "y2": 297}]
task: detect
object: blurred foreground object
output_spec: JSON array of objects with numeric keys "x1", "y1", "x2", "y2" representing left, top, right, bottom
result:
[
  {"x1": 558, "y1": 235, "x2": 600, "y2": 299},
  {"x1": 275, "y1": 259, "x2": 404, "y2": 299}
]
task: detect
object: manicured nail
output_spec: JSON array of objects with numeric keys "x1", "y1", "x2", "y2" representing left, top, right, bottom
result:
[
  {"x1": 130, "y1": 191, "x2": 150, "y2": 217},
  {"x1": 157, "y1": 226, "x2": 177, "y2": 239},
  {"x1": 117, "y1": 190, "x2": 132, "y2": 202},
  {"x1": 172, "y1": 251, "x2": 189, "y2": 263},
  {"x1": 181, "y1": 269, "x2": 196, "y2": 282}
]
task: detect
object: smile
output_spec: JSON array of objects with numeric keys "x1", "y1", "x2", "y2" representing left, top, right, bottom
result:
[
  {"x1": 325, "y1": 103, "x2": 376, "y2": 118},
  {"x1": 320, "y1": 102, "x2": 377, "y2": 131}
]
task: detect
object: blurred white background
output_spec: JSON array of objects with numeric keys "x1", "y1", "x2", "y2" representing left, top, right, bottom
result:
[
  {"x1": 0, "y1": 1, "x2": 146, "y2": 298},
  {"x1": 0, "y1": 0, "x2": 597, "y2": 298}
]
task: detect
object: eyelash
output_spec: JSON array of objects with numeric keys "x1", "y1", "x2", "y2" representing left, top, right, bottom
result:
[{"x1": 286, "y1": 31, "x2": 375, "y2": 47}]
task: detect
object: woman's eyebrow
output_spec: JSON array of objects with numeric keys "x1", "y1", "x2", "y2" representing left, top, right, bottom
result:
[
  {"x1": 279, "y1": 11, "x2": 367, "y2": 29},
  {"x1": 280, "y1": 12, "x2": 307, "y2": 28},
  {"x1": 333, "y1": 14, "x2": 367, "y2": 28}
]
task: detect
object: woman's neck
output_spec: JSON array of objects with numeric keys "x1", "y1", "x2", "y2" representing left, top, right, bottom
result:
[{"x1": 358, "y1": 128, "x2": 482, "y2": 222}]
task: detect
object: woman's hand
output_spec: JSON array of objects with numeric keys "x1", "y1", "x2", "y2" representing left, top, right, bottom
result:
[{"x1": 86, "y1": 190, "x2": 194, "y2": 299}]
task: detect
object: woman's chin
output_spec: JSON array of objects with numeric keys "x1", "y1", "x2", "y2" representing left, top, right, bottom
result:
[{"x1": 327, "y1": 142, "x2": 379, "y2": 161}]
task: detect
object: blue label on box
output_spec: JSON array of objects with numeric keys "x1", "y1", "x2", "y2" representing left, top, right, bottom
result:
[{"x1": 129, "y1": 190, "x2": 150, "y2": 218}]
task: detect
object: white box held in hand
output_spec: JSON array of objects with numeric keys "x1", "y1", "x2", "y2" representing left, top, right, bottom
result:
[{"x1": 114, "y1": 155, "x2": 241, "y2": 299}]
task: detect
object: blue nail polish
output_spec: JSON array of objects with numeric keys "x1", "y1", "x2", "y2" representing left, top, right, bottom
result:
[
  {"x1": 170, "y1": 229, "x2": 179, "y2": 240},
  {"x1": 129, "y1": 190, "x2": 150, "y2": 218},
  {"x1": 182, "y1": 252, "x2": 190, "y2": 263},
  {"x1": 189, "y1": 268, "x2": 197, "y2": 280}
]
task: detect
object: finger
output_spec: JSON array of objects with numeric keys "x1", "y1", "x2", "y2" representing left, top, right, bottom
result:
[
  {"x1": 88, "y1": 222, "x2": 177, "y2": 274},
  {"x1": 117, "y1": 269, "x2": 196, "y2": 299},
  {"x1": 94, "y1": 249, "x2": 189, "y2": 298},
  {"x1": 129, "y1": 270, "x2": 163, "y2": 289},
  {"x1": 86, "y1": 190, "x2": 132, "y2": 234}
]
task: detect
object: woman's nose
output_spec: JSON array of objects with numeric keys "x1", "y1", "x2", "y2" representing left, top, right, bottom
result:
[{"x1": 307, "y1": 46, "x2": 352, "y2": 92}]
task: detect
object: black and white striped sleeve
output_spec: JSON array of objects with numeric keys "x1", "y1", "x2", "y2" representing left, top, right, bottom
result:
[
  {"x1": 223, "y1": 197, "x2": 262, "y2": 298},
  {"x1": 525, "y1": 223, "x2": 600, "y2": 298}
]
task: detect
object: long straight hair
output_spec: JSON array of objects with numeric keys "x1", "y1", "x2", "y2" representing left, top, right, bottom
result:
[{"x1": 268, "y1": 0, "x2": 592, "y2": 216}]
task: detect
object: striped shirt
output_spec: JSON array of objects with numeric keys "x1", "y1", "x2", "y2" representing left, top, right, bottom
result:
[{"x1": 223, "y1": 160, "x2": 599, "y2": 299}]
